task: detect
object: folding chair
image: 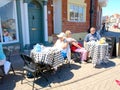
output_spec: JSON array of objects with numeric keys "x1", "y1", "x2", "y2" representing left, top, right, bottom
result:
[
  {"x1": 3, "y1": 48, "x2": 15, "y2": 75},
  {"x1": 0, "y1": 65, "x2": 4, "y2": 83},
  {"x1": 0, "y1": 48, "x2": 15, "y2": 83},
  {"x1": 20, "y1": 53, "x2": 49, "y2": 90}
]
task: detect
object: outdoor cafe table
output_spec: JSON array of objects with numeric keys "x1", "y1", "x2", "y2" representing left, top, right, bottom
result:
[
  {"x1": 30, "y1": 47, "x2": 65, "y2": 70},
  {"x1": 85, "y1": 42, "x2": 109, "y2": 66}
]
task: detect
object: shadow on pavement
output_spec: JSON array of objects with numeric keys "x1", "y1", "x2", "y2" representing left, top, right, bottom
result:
[
  {"x1": 0, "y1": 73, "x2": 22, "y2": 90},
  {"x1": 95, "y1": 60, "x2": 116, "y2": 69},
  {"x1": 34, "y1": 64, "x2": 81, "y2": 88},
  {"x1": 1, "y1": 54, "x2": 81, "y2": 90},
  {"x1": 102, "y1": 60, "x2": 116, "y2": 68}
]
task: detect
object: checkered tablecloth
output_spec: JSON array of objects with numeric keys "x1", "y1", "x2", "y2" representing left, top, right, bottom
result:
[
  {"x1": 30, "y1": 47, "x2": 64, "y2": 68},
  {"x1": 85, "y1": 42, "x2": 109, "y2": 65}
]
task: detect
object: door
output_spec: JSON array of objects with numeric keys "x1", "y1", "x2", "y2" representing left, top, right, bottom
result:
[{"x1": 28, "y1": 1, "x2": 43, "y2": 44}]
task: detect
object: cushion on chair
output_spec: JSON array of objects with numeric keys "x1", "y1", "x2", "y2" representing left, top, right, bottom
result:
[{"x1": 71, "y1": 43, "x2": 82, "y2": 52}]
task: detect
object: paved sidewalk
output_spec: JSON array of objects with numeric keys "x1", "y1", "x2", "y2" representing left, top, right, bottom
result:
[
  {"x1": 48, "y1": 57, "x2": 120, "y2": 90},
  {"x1": 0, "y1": 54, "x2": 120, "y2": 90}
]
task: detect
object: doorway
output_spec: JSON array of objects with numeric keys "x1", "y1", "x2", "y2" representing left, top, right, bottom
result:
[{"x1": 28, "y1": 0, "x2": 43, "y2": 45}]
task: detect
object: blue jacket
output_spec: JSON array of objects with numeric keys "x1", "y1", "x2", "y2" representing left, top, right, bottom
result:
[
  {"x1": 84, "y1": 32, "x2": 101, "y2": 42},
  {"x1": 0, "y1": 43, "x2": 6, "y2": 60}
]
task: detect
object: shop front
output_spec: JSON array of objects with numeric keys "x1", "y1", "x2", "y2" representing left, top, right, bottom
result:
[
  {"x1": 0, "y1": 0, "x2": 49, "y2": 52},
  {"x1": 21, "y1": 0, "x2": 48, "y2": 47}
]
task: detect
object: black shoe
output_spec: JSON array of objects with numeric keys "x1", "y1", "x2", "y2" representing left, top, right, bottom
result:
[
  {"x1": 94, "y1": 64, "x2": 102, "y2": 68},
  {"x1": 86, "y1": 59, "x2": 92, "y2": 63}
]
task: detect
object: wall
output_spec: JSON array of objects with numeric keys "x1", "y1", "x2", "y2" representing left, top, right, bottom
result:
[
  {"x1": 48, "y1": 32, "x2": 87, "y2": 43},
  {"x1": 92, "y1": 0, "x2": 98, "y2": 28},
  {"x1": 47, "y1": 0, "x2": 54, "y2": 36},
  {"x1": 47, "y1": 0, "x2": 91, "y2": 43},
  {"x1": 47, "y1": 0, "x2": 90, "y2": 36},
  {"x1": 47, "y1": 0, "x2": 101, "y2": 42},
  {"x1": 62, "y1": 0, "x2": 90, "y2": 33}
]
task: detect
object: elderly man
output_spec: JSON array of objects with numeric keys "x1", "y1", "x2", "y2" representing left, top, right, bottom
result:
[
  {"x1": 83, "y1": 27, "x2": 101, "y2": 63},
  {"x1": 84, "y1": 27, "x2": 101, "y2": 46}
]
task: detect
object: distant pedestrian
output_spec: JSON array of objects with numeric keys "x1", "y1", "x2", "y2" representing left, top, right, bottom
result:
[
  {"x1": 100, "y1": 23, "x2": 106, "y2": 36},
  {"x1": 106, "y1": 23, "x2": 109, "y2": 31},
  {"x1": 106, "y1": 26, "x2": 109, "y2": 31},
  {"x1": 102, "y1": 23, "x2": 106, "y2": 31}
]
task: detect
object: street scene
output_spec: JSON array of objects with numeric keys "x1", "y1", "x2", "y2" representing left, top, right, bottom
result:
[
  {"x1": 0, "y1": 28, "x2": 120, "y2": 90},
  {"x1": 0, "y1": 0, "x2": 120, "y2": 90}
]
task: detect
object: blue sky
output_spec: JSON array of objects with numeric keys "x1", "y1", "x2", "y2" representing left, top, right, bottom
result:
[{"x1": 102, "y1": 0, "x2": 120, "y2": 16}]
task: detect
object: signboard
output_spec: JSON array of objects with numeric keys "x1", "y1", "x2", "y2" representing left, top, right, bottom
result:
[{"x1": 105, "y1": 36, "x2": 116, "y2": 58}]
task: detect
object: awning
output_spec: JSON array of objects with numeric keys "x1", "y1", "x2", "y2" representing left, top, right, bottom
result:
[{"x1": 0, "y1": 0, "x2": 12, "y2": 8}]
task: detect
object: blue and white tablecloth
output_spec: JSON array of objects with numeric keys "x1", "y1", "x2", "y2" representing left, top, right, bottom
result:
[
  {"x1": 85, "y1": 42, "x2": 109, "y2": 65},
  {"x1": 30, "y1": 47, "x2": 64, "y2": 69}
]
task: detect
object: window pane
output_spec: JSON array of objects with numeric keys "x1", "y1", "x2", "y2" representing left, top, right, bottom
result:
[
  {"x1": 70, "y1": 4, "x2": 74, "y2": 12},
  {"x1": 78, "y1": 7, "x2": 84, "y2": 22},
  {"x1": 69, "y1": 4, "x2": 75, "y2": 20},
  {"x1": 69, "y1": 3, "x2": 85, "y2": 22},
  {"x1": 0, "y1": 1, "x2": 18, "y2": 43},
  {"x1": 70, "y1": 12, "x2": 74, "y2": 20},
  {"x1": 75, "y1": 12, "x2": 79, "y2": 20},
  {"x1": 74, "y1": 6, "x2": 79, "y2": 21}
]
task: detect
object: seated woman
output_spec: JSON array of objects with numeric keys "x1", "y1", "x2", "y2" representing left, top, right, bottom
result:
[
  {"x1": 54, "y1": 32, "x2": 71, "y2": 61},
  {"x1": 65, "y1": 30, "x2": 89, "y2": 63},
  {"x1": 0, "y1": 43, "x2": 11, "y2": 74}
]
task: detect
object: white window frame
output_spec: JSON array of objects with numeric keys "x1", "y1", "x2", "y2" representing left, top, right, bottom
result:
[{"x1": 68, "y1": 3, "x2": 85, "y2": 22}]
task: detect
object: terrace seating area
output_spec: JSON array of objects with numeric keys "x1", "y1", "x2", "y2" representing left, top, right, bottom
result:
[
  {"x1": 0, "y1": 52, "x2": 119, "y2": 90},
  {"x1": 0, "y1": 35, "x2": 120, "y2": 90}
]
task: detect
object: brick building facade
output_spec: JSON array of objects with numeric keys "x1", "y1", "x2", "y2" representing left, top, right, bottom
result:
[
  {"x1": 0, "y1": 0, "x2": 107, "y2": 50},
  {"x1": 47, "y1": 0, "x2": 90, "y2": 36},
  {"x1": 47, "y1": 0, "x2": 107, "y2": 38}
]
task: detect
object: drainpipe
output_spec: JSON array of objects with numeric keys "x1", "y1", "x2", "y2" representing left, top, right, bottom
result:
[
  {"x1": 43, "y1": 0, "x2": 48, "y2": 44},
  {"x1": 88, "y1": 0, "x2": 93, "y2": 33}
]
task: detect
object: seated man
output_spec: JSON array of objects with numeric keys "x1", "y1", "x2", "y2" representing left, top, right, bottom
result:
[
  {"x1": 54, "y1": 32, "x2": 71, "y2": 61},
  {"x1": 84, "y1": 27, "x2": 102, "y2": 66},
  {"x1": 0, "y1": 43, "x2": 11, "y2": 75},
  {"x1": 65, "y1": 30, "x2": 89, "y2": 63},
  {"x1": 84, "y1": 27, "x2": 101, "y2": 46}
]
